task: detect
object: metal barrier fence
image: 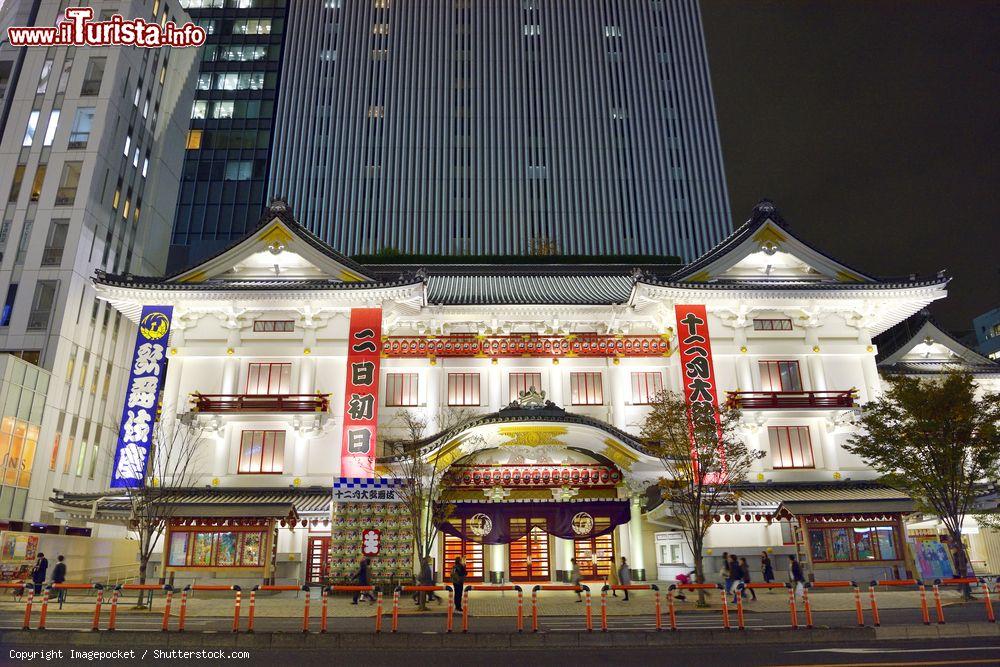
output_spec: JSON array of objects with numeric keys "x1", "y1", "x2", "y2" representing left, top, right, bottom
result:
[{"x1": 5, "y1": 576, "x2": 999, "y2": 633}]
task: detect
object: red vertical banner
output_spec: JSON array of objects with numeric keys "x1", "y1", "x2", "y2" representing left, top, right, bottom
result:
[
  {"x1": 674, "y1": 304, "x2": 724, "y2": 479},
  {"x1": 341, "y1": 308, "x2": 383, "y2": 479},
  {"x1": 674, "y1": 304, "x2": 720, "y2": 407}
]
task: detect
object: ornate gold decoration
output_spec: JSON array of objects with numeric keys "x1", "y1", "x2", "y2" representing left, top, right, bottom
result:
[
  {"x1": 600, "y1": 438, "x2": 639, "y2": 471},
  {"x1": 812, "y1": 345, "x2": 821, "y2": 353},
  {"x1": 179, "y1": 270, "x2": 207, "y2": 284},
  {"x1": 685, "y1": 270, "x2": 712, "y2": 283},
  {"x1": 226, "y1": 347, "x2": 234, "y2": 355},
  {"x1": 259, "y1": 221, "x2": 294, "y2": 255},
  {"x1": 497, "y1": 425, "x2": 568, "y2": 448},
  {"x1": 751, "y1": 224, "x2": 787, "y2": 248},
  {"x1": 835, "y1": 270, "x2": 864, "y2": 283}
]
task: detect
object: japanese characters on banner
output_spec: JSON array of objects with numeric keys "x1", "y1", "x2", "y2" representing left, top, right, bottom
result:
[
  {"x1": 361, "y1": 529, "x2": 381, "y2": 556},
  {"x1": 340, "y1": 308, "x2": 383, "y2": 478},
  {"x1": 674, "y1": 304, "x2": 725, "y2": 478},
  {"x1": 674, "y1": 304, "x2": 720, "y2": 407},
  {"x1": 332, "y1": 477, "x2": 404, "y2": 503},
  {"x1": 110, "y1": 305, "x2": 172, "y2": 489}
]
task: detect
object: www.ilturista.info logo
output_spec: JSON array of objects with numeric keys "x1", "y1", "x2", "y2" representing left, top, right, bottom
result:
[{"x1": 7, "y1": 7, "x2": 206, "y2": 48}]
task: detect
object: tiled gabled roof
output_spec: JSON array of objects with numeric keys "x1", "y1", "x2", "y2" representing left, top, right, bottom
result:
[
  {"x1": 425, "y1": 274, "x2": 635, "y2": 305},
  {"x1": 50, "y1": 486, "x2": 333, "y2": 518},
  {"x1": 93, "y1": 271, "x2": 420, "y2": 292}
]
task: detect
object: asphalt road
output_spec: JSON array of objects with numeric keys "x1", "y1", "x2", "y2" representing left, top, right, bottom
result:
[{"x1": 3, "y1": 637, "x2": 999, "y2": 667}]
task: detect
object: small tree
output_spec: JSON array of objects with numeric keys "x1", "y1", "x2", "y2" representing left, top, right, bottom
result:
[
  {"x1": 119, "y1": 419, "x2": 203, "y2": 606},
  {"x1": 382, "y1": 408, "x2": 479, "y2": 610},
  {"x1": 640, "y1": 391, "x2": 762, "y2": 605},
  {"x1": 846, "y1": 372, "x2": 1000, "y2": 590}
]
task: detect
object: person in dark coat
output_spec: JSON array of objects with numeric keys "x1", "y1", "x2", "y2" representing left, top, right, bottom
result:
[
  {"x1": 727, "y1": 554, "x2": 743, "y2": 604},
  {"x1": 450, "y1": 556, "x2": 467, "y2": 612},
  {"x1": 31, "y1": 553, "x2": 48, "y2": 595},
  {"x1": 617, "y1": 557, "x2": 632, "y2": 601},
  {"x1": 415, "y1": 556, "x2": 441, "y2": 605},
  {"x1": 739, "y1": 557, "x2": 756, "y2": 601},
  {"x1": 351, "y1": 556, "x2": 373, "y2": 604},
  {"x1": 760, "y1": 551, "x2": 775, "y2": 585},
  {"x1": 51, "y1": 555, "x2": 67, "y2": 604}
]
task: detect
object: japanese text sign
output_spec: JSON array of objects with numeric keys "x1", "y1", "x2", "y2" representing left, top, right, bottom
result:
[
  {"x1": 340, "y1": 308, "x2": 382, "y2": 478},
  {"x1": 674, "y1": 304, "x2": 719, "y2": 407},
  {"x1": 110, "y1": 305, "x2": 172, "y2": 488},
  {"x1": 361, "y1": 529, "x2": 381, "y2": 556},
  {"x1": 332, "y1": 477, "x2": 403, "y2": 503}
]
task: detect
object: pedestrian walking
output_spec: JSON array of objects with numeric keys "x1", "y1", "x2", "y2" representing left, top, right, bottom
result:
[
  {"x1": 788, "y1": 554, "x2": 805, "y2": 599},
  {"x1": 451, "y1": 556, "x2": 467, "y2": 612},
  {"x1": 760, "y1": 551, "x2": 775, "y2": 586},
  {"x1": 569, "y1": 558, "x2": 583, "y2": 602},
  {"x1": 51, "y1": 555, "x2": 67, "y2": 605},
  {"x1": 608, "y1": 555, "x2": 620, "y2": 597},
  {"x1": 31, "y1": 553, "x2": 48, "y2": 595},
  {"x1": 617, "y1": 557, "x2": 632, "y2": 601},
  {"x1": 673, "y1": 570, "x2": 695, "y2": 601},
  {"x1": 719, "y1": 551, "x2": 731, "y2": 594},
  {"x1": 351, "y1": 556, "x2": 373, "y2": 604},
  {"x1": 727, "y1": 554, "x2": 742, "y2": 604},
  {"x1": 739, "y1": 557, "x2": 756, "y2": 601},
  {"x1": 416, "y1": 556, "x2": 441, "y2": 605}
]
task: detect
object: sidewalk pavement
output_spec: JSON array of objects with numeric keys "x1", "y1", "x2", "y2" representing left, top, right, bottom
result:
[{"x1": 0, "y1": 586, "x2": 967, "y2": 618}]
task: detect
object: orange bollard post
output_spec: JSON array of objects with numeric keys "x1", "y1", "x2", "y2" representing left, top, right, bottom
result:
[
  {"x1": 515, "y1": 586, "x2": 523, "y2": 632},
  {"x1": 853, "y1": 583, "x2": 865, "y2": 627},
  {"x1": 446, "y1": 586, "x2": 454, "y2": 633},
  {"x1": 232, "y1": 588, "x2": 242, "y2": 633},
  {"x1": 802, "y1": 585, "x2": 813, "y2": 629},
  {"x1": 600, "y1": 587, "x2": 608, "y2": 632},
  {"x1": 982, "y1": 580, "x2": 995, "y2": 623},
  {"x1": 178, "y1": 587, "x2": 189, "y2": 632},
  {"x1": 91, "y1": 587, "x2": 104, "y2": 632},
  {"x1": 584, "y1": 587, "x2": 592, "y2": 632},
  {"x1": 735, "y1": 587, "x2": 745, "y2": 630},
  {"x1": 107, "y1": 587, "x2": 120, "y2": 632},
  {"x1": 462, "y1": 589, "x2": 470, "y2": 633},
  {"x1": 787, "y1": 584, "x2": 798, "y2": 629},
  {"x1": 22, "y1": 589, "x2": 34, "y2": 630},
  {"x1": 531, "y1": 587, "x2": 538, "y2": 633},
  {"x1": 918, "y1": 584, "x2": 930, "y2": 625},
  {"x1": 720, "y1": 587, "x2": 730, "y2": 629},
  {"x1": 391, "y1": 589, "x2": 399, "y2": 633},
  {"x1": 374, "y1": 591, "x2": 383, "y2": 633},
  {"x1": 868, "y1": 582, "x2": 881, "y2": 627},
  {"x1": 653, "y1": 586, "x2": 662, "y2": 631},
  {"x1": 246, "y1": 589, "x2": 256, "y2": 634},
  {"x1": 932, "y1": 583, "x2": 945, "y2": 624},
  {"x1": 320, "y1": 588, "x2": 329, "y2": 634},
  {"x1": 667, "y1": 587, "x2": 678, "y2": 631},
  {"x1": 37, "y1": 589, "x2": 50, "y2": 630},
  {"x1": 161, "y1": 588, "x2": 173, "y2": 632},
  {"x1": 301, "y1": 587, "x2": 310, "y2": 634}
]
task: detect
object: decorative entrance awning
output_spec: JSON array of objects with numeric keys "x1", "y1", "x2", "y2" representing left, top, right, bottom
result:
[{"x1": 437, "y1": 500, "x2": 630, "y2": 545}]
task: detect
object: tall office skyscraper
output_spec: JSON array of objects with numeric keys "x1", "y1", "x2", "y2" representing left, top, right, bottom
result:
[
  {"x1": 169, "y1": 0, "x2": 289, "y2": 271},
  {"x1": 0, "y1": 0, "x2": 196, "y2": 521},
  {"x1": 171, "y1": 0, "x2": 731, "y2": 267}
]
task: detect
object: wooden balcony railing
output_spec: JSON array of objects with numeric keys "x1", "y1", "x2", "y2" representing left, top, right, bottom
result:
[
  {"x1": 190, "y1": 393, "x2": 331, "y2": 414},
  {"x1": 726, "y1": 390, "x2": 857, "y2": 410}
]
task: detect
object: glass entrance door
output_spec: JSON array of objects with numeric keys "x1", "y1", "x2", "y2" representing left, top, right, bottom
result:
[
  {"x1": 574, "y1": 533, "x2": 614, "y2": 580},
  {"x1": 306, "y1": 536, "x2": 331, "y2": 584},
  {"x1": 509, "y1": 518, "x2": 550, "y2": 582},
  {"x1": 442, "y1": 530, "x2": 484, "y2": 582}
]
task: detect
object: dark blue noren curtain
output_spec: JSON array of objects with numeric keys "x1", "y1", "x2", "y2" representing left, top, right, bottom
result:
[{"x1": 436, "y1": 501, "x2": 630, "y2": 545}]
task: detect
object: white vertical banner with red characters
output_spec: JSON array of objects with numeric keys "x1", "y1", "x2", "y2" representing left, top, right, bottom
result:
[
  {"x1": 341, "y1": 308, "x2": 383, "y2": 479},
  {"x1": 674, "y1": 304, "x2": 725, "y2": 479}
]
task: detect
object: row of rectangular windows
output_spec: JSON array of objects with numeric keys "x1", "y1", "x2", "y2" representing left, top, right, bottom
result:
[{"x1": 233, "y1": 424, "x2": 816, "y2": 475}]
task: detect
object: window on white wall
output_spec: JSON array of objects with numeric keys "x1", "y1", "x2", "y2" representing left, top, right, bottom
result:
[
  {"x1": 448, "y1": 373, "x2": 480, "y2": 406},
  {"x1": 630, "y1": 371, "x2": 663, "y2": 404},
  {"x1": 238, "y1": 430, "x2": 285, "y2": 474},
  {"x1": 508, "y1": 372, "x2": 541, "y2": 401},
  {"x1": 245, "y1": 362, "x2": 291, "y2": 394},
  {"x1": 385, "y1": 372, "x2": 419, "y2": 407},
  {"x1": 758, "y1": 360, "x2": 802, "y2": 392},
  {"x1": 768, "y1": 425, "x2": 815, "y2": 469},
  {"x1": 570, "y1": 372, "x2": 603, "y2": 405}
]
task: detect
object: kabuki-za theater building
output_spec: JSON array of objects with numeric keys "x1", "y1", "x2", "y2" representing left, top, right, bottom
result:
[{"x1": 50, "y1": 199, "x2": 949, "y2": 587}]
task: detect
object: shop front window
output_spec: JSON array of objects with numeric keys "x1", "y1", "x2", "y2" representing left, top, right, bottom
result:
[
  {"x1": 808, "y1": 523, "x2": 900, "y2": 562},
  {"x1": 876, "y1": 527, "x2": 897, "y2": 560},
  {"x1": 168, "y1": 527, "x2": 268, "y2": 568},
  {"x1": 809, "y1": 529, "x2": 828, "y2": 562},
  {"x1": 854, "y1": 527, "x2": 875, "y2": 560}
]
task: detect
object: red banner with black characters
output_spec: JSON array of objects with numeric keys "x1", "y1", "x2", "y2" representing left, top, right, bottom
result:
[
  {"x1": 674, "y1": 304, "x2": 725, "y2": 479},
  {"x1": 341, "y1": 308, "x2": 383, "y2": 479},
  {"x1": 674, "y1": 304, "x2": 719, "y2": 407}
]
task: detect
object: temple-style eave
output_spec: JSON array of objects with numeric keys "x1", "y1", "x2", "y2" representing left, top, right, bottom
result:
[
  {"x1": 634, "y1": 276, "x2": 949, "y2": 293},
  {"x1": 377, "y1": 409, "x2": 653, "y2": 464}
]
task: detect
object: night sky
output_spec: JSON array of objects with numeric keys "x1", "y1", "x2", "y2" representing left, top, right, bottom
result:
[{"x1": 701, "y1": 0, "x2": 999, "y2": 332}]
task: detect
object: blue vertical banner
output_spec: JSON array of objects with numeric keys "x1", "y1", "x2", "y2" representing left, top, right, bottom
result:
[{"x1": 110, "y1": 305, "x2": 173, "y2": 489}]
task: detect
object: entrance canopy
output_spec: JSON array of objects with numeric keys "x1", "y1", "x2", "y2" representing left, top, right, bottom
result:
[{"x1": 438, "y1": 500, "x2": 630, "y2": 545}]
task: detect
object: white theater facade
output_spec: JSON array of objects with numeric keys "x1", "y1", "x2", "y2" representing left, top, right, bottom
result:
[{"x1": 50, "y1": 200, "x2": 949, "y2": 587}]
